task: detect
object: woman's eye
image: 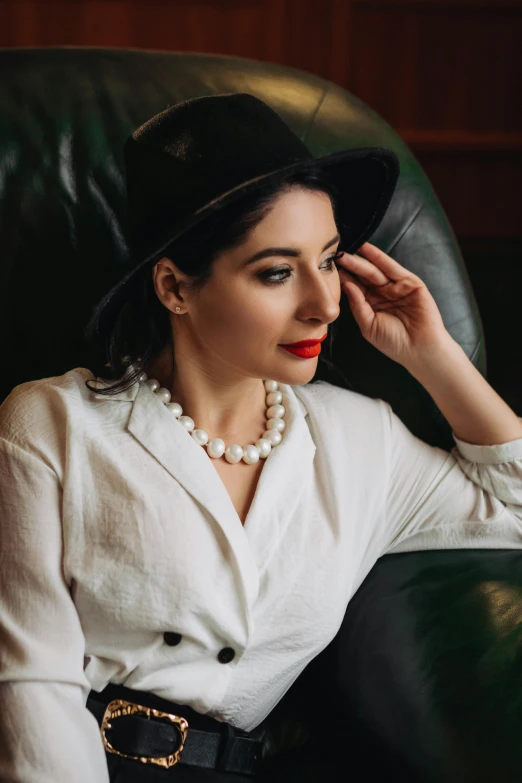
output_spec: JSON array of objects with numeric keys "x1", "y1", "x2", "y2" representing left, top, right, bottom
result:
[{"x1": 260, "y1": 251, "x2": 343, "y2": 286}]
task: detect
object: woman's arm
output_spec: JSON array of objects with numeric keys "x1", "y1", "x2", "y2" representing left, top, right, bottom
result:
[
  {"x1": 404, "y1": 334, "x2": 522, "y2": 447},
  {"x1": 338, "y1": 240, "x2": 522, "y2": 449},
  {"x1": 379, "y1": 399, "x2": 522, "y2": 557},
  {"x1": 0, "y1": 434, "x2": 110, "y2": 783}
]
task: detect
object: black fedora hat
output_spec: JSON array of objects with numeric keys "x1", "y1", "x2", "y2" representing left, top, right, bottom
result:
[{"x1": 86, "y1": 92, "x2": 400, "y2": 338}]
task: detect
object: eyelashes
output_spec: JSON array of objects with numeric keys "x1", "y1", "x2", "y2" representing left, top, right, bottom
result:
[{"x1": 260, "y1": 250, "x2": 344, "y2": 286}]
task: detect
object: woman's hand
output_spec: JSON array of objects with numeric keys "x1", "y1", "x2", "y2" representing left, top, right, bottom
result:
[{"x1": 337, "y1": 241, "x2": 452, "y2": 370}]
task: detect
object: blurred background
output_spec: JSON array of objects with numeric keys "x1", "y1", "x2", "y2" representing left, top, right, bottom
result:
[{"x1": 1, "y1": 0, "x2": 520, "y2": 413}]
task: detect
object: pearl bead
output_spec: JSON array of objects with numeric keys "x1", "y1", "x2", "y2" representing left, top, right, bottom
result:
[
  {"x1": 136, "y1": 372, "x2": 285, "y2": 464},
  {"x1": 179, "y1": 415, "x2": 195, "y2": 432},
  {"x1": 242, "y1": 445, "x2": 260, "y2": 464},
  {"x1": 165, "y1": 402, "x2": 183, "y2": 418},
  {"x1": 155, "y1": 387, "x2": 172, "y2": 404},
  {"x1": 145, "y1": 378, "x2": 160, "y2": 392},
  {"x1": 255, "y1": 438, "x2": 272, "y2": 458},
  {"x1": 262, "y1": 429, "x2": 282, "y2": 446},
  {"x1": 266, "y1": 417, "x2": 285, "y2": 433},
  {"x1": 192, "y1": 429, "x2": 209, "y2": 446},
  {"x1": 225, "y1": 444, "x2": 244, "y2": 464},
  {"x1": 266, "y1": 390, "x2": 283, "y2": 406},
  {"x1": 207, "y1": 438, "x2": 226, "y2": 458}
]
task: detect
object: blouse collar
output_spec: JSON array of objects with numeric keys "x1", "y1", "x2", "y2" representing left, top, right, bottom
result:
[{"x1": 89, "y1": 373, "x2": 316, "y2": 618}]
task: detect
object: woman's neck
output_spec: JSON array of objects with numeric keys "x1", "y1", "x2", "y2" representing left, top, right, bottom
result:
[{"x1": 142, "y1": 349, "x2": 270, "y2": 441}]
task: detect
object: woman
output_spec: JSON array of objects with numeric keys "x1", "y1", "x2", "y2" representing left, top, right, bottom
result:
[{"x1": 0, "y1": 93, "x2": 521, "y2": 783}]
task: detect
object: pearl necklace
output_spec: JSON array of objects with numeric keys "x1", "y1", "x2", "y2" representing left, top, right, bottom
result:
[{"x1": 137, "y1": 373, "x2": 286, "y2": 465}]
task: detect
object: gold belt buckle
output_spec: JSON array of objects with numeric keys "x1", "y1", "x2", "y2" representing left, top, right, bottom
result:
[{"x1": 100, "y1": 698, "x2": 189, "y2": 769}]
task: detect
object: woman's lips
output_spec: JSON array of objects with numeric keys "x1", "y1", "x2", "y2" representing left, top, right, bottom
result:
[
  {"x1": 281, "y1": 333, "x2": 327, "y2": 347},
  {"x1": 280, "y1": 332, "x2": 327, "y2": 358},
  {"x1": 280, "y1": 343, "x2": 322, "y2": 358}
]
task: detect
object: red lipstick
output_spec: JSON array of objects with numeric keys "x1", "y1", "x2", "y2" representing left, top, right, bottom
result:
[
  {"x1": 281, "y1": 333, "x2": 328, "y2": 348},
  {"x1": 280, "y1": 332, "x2": 327, "y2": 359}
]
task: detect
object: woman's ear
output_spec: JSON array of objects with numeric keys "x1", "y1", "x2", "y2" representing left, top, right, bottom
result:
[{"x1": 152, "y1": 256, "x2": 191, "y2": 312}]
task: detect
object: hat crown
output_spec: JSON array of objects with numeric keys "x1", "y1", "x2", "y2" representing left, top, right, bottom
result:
[
  {"x1": 87, "y1": 92, "x2": 400, "y2": 340},
  {"x1": 124, "y1": 93, "x2": 313, "y2": 252}
]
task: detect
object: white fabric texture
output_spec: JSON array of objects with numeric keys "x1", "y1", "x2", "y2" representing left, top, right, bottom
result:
[{"x1": 0, "y1": 367, "x2": 521, "y2": 782}]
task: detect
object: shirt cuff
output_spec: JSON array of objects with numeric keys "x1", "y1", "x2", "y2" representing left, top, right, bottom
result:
[{"x1": 451, "y1": 417, "x2": 522, "y2": 464}]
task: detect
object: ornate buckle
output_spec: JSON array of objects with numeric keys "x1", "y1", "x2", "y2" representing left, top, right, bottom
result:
[{"x1": 100, "y1": 698, "x2": 189, "y2": 769}]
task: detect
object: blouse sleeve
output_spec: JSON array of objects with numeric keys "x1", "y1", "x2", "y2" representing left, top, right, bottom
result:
[
  {"x1": 378, "y1": 400, "x2": 522, "y2": 556},
  {"x1": 0, "y1": 436, "x2": 110, "y2": 783}
]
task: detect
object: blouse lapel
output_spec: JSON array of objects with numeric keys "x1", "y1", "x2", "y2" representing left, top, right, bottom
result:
[
  {"x1": 240, "y1": 383, "x2": 317, "y2": 576},
  {"x1": 90, "y1": 376, "x2": 316, "y2": 613}
]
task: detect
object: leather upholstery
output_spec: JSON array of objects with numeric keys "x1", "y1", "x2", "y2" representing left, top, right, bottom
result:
[
  {"x1": 0, "y1": 47, "x2": 483, "y2": 453},
  {"x1": 1, "y1": 48, "x2": 519, "y2": 782}
]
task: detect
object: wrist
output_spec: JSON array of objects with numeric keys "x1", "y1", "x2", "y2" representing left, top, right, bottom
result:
[{"x1": 403, "y1": 333, "x2": 464, "y2": 383}]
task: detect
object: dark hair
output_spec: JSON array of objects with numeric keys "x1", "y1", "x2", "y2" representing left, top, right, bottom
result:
[{"x1": 84, "y1": 166, "x2": 355, "y2": 397}]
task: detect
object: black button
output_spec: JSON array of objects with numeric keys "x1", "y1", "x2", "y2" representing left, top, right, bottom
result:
[
  {"x1": 217, "y1": 647, "x2": 235, "y2": 664},
  {"x1": 164, "y1": 632, "x2": 182, "y2": 646}
]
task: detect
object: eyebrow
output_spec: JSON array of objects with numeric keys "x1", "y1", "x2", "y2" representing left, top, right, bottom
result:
[{"x1": 243, "y1": 233, "x2": 341, "y2": 266}]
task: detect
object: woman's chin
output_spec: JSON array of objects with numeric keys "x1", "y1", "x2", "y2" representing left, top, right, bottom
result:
[{"x1": 265, "y1": 355, "x2": 319, "y2": 385}]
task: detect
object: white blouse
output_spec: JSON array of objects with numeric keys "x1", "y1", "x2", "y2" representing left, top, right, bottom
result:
[{"x1": 0, "y1": 367, "x2": 521, "y2": 783}]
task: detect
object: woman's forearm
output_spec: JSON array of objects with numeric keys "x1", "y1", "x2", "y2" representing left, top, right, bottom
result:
[{"x1": 405, "y1": 335, "x2": 522, "y2": 446}]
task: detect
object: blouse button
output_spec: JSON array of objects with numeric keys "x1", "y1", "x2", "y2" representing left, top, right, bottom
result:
[
  {"x1": 217, "y1": 647, "x2": 235, "y2": 664},
  {"x1": 164, "y1": 632, "x2": 182, "y2": 646}
]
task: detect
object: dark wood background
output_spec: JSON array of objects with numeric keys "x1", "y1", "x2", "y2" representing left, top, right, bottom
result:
[{"x1": 1, "y1": 0, "x2": 520, "y2": 412}]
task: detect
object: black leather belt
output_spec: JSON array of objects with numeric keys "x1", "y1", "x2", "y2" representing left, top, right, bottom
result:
[{"x1": 87, "y1": 683, "x2": 264, "y2": 776}]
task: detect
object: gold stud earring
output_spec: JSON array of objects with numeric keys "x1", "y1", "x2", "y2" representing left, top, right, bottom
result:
[{"x1": 175, "y1": 306, "x2": 181, "y2": 313}]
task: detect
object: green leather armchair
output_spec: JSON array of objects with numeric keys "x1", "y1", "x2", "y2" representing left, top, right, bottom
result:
[{"x1": 1, "y1": 47, "x2": 521, "y2": 782}]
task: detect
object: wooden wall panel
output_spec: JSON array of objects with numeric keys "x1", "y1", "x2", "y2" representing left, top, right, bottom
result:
[
  {"x1": 348, "y1": 3, "x2": 522, "y2": 132},
  {"x1": 416, "y1": 151, "x2": 522, "y2": 238},
  {"x1": 0, "y1": 0, "x2": 520, "y2": 240},
  {"x1": 0, "y1": 0, "x2": 352, "y2": 78}
]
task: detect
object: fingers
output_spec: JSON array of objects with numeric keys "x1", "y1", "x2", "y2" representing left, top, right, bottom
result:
[
  {"x1": 342, "y1": 269, "x2": 374, "y2": 306},
  {"x1": 337, "y1": 251, "x2": 391, "y2": 286},
  {"x1": 340, "y1": 269, "x2": 367, "y2": 294},
  {"x1": 342, "y1": 274, "x2": 376, "y2": 333},
  {"x1": 357, "y1": 242, "x2": 415, "y2": 282}
]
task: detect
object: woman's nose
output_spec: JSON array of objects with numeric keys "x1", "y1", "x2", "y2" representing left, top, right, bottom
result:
[{"x1": 301, "y1": 274, "x2": 341, "y2": 323}]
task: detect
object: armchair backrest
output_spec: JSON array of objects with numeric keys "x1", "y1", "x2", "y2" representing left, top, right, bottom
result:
[
  {"x1": 0, "y1": 46, "x2": 485, "y2": 452},
  {"x1": 5, "y1": 48, "x2": 516, "y2": 782}
]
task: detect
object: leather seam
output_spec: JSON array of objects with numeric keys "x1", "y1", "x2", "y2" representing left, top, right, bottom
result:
[{"x1": 302, "y1": 84, "x2": 331, "y2": 144}]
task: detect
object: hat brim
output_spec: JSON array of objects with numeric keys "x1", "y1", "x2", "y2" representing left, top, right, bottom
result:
[{"x1": 86, "y1": 146, "x2": 400, "y2": 338}]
